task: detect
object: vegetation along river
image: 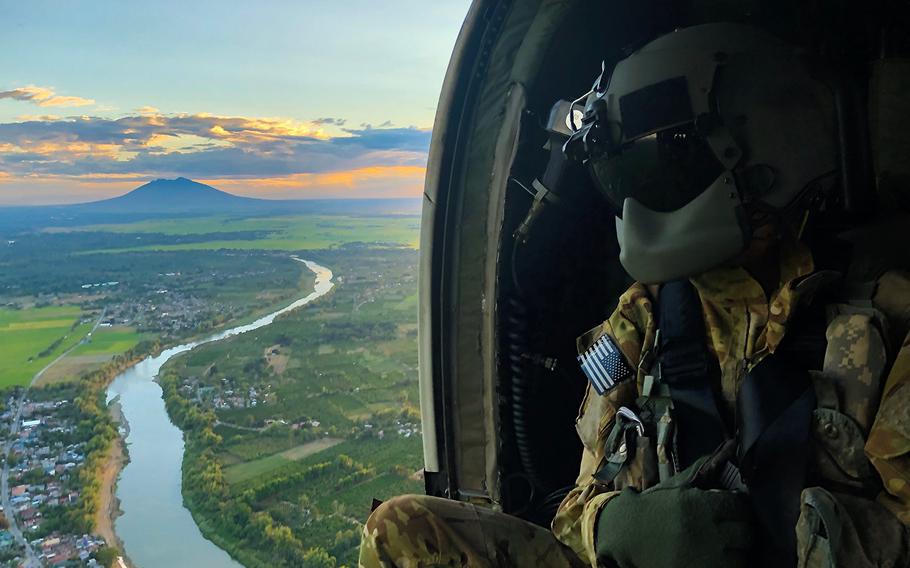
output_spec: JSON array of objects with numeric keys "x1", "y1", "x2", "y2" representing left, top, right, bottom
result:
[{"x1": 105, "y1": 259, "x2": 334, "y2": 567}]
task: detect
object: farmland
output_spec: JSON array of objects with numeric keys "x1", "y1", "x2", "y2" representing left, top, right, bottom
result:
[
  {"x1": 70, "y1": 327, "x2": 144, "y2": 357},
  {"x1": 34, "y1": 327, "x2": 148, "y2": 386},
  {"x1": 161, "y1": 247, "x2": 423, "y2": 567},
  {"x1": 223, "y1": 438, "x2": 344, "y2": 485},
  {"x1": 0, "y1": 306, "x2": 93, "y2": 387},
  {"x1": 45, "y1": 215, "x2": 421, "y2": 253}
]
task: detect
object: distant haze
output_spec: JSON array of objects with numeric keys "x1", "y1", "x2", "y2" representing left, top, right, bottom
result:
[
  {"x1": 0, "y1": 177, "x2": 422, "y2": 233},
  {"x1": 90, "y1": 177, "x2": 262, "y2": 211}
]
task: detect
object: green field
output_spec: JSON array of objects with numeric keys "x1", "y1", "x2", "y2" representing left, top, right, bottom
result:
[
  {"x1": 54, "y1": 215, "x2": 420, "y2": 253},
  {"x1": 0, "y1": 306, "x2": 91, "y2": 387},
  {"x1": 223, "y1": 437, "x2": 343, "y2": 484},
  {"x1": 70, "y1": 327, "x2": 144, "y2": 356}
]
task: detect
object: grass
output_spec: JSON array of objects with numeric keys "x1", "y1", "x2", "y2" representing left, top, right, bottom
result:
[
  {"x1": 233, "y1": 436, "x2": 424, "y2": 513},
  {"x1": 71, "y1": 327, "x2": 143, "y2": 356},
  {"x1": 56, "y1": 215, "x2": 420, "y2": 253},
  {"x1": 33, "y1": 354, "x2": 111, "y2": 386},
  {"x1": 222, "y1": 437, "x2": 343, "y2": 485},
  {"x1": 31, "y1": 326, "x2": 148, "y2": 386},
  {"x1": 0, "y1": 306, "x2": 90, "y2": 387}
]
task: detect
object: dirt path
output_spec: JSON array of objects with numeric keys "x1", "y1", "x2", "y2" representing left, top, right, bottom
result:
[
  {"x1": 95, "y1": 399, "x2": 131, "y2": 566},
  {"x1": 95, "y1": 435, "x2": 124, "y2": 547}
]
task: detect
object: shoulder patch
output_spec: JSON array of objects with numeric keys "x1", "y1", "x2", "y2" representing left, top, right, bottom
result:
[{"x1": 577, "y1": 334, "x2": 633, "y2": 395}]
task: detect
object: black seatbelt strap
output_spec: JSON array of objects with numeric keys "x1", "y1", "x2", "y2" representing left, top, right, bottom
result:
[
  {"x1": 657, "y1": 279, "x2": 728, "y2": 470},
  {"x1": 656, "y1": 278, "x2": 822, "y2": 567},
  {"x1": 738, "y1": 306, "x2": 821, "y2": 567}
]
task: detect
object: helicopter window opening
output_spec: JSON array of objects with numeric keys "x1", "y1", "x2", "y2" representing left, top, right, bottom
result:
[{"x1": 619, "y1": 76, "x2": 694, "y2": 140}]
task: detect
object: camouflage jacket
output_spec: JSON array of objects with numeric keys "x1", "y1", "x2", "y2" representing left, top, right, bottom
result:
[{"x1": 551, "y1": 241, "x2": 910, "y2": 566}]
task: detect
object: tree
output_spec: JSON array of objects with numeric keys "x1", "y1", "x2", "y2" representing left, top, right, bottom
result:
[{"x1": 93, "y1": 547, "x2": 121, "y2": 568}]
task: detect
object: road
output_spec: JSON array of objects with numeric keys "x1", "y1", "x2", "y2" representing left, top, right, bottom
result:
[
  {"x1": 0, "y1": 309, "x2": 107, "y2": 567},
  {"x1": 213, "y1": 419, "x2": 267, "y2": 433},
  {"x1": 1, "y1": 389, "x2": 41, "y2": 567},
  {"x1": 31, "y1": 308, "x2": 107, "y2": 387}
]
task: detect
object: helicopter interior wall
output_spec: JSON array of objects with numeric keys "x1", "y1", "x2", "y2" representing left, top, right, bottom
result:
[
  {"x1": 458, "y1": 0, "x2": 753, "y2": 522},
  {"x1": 494, "y1": 3, "x2": 622, "y2": 522},
  {"x1": 424, "y1": 0, "x2": 636, "y2": 511},
  {"x1": 493, "y1": 0, "x2": 686, "y2": 522}
]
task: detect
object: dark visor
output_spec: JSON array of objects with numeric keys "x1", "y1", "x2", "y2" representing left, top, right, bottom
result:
[
  {"x1": 588, "y1": 124, "x2": 725, "y2": 214},
  {"x1": 620, "y1": 76, "x2": 694, "y2": 141}
]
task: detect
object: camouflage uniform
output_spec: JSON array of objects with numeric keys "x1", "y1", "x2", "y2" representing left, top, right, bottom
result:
[
  {"x1": 554, "y1": 241, "x2": 910, "y2": 566},
  {"x1": 359, "y1": 494, "x2": 586, "y2": 568},
  {"x1": 360, "y1": 241, "x2": 910, "y2": 567}
]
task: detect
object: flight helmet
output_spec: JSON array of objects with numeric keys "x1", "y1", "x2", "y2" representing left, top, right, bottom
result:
[{"x1": 565, "y1": 23, "x2": 838, "y2": 283}]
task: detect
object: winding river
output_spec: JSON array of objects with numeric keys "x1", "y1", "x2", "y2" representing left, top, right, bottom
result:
[{"x1": 105, "y1": 259, "x2": 334, "y2": 567}]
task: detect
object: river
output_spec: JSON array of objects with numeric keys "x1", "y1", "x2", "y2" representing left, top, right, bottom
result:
[{"x1": 105, "y1": 258, "x2": 334, "y2": 568}]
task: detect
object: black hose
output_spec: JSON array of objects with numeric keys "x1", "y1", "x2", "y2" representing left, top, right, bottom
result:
[
  {"x1": 539, "y1": 485, "x2": 573, "y2": 513},
  {"x1": 506, "y1": 295, "x2": 546, "y2": 491}
]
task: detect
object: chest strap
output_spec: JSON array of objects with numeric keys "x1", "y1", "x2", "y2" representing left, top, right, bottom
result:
[
  {"x1": 737, "y1": 300, "x2": 822, "y2": 566},
  {"x1": 657, "y1": 279, "x2": 728, "y2": 470}
]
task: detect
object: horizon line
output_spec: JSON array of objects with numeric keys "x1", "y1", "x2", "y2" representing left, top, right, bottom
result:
[
  {"x1": 0, "y1": 176, "x2": 425, "y2": 208},
  {"x1": 0, "y1": 195, "x2": 423, "y2": 209}
]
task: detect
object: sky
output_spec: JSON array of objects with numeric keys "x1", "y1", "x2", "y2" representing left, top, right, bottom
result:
[{"x1": 0, "y1": 1, "x2": 471, "y2": 205}]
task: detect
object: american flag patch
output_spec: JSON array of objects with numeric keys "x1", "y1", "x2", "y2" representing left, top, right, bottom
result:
[{"x1": 577, "y1": 335, "x2": 633, "y2": 395}]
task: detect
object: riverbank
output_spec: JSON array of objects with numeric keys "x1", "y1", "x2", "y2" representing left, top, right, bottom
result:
[
  {"x1": 95, "y1": 399, "x2": 131, "y2": 565},
  {"x1": 105, "y1": 260, "x2": 334, "y2": 568},
  {"x1": 90, "y1": 257, "x2": 322, "y2": 565}
]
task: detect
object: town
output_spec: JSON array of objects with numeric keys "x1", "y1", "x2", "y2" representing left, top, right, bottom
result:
[{"x1": 0, "y1": 394, "x2": 112, "y2": 566}]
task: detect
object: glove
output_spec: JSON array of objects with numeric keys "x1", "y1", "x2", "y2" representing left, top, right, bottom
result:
[{"x1": 596, "y1": 456, "x2": 754, "y2": 568}]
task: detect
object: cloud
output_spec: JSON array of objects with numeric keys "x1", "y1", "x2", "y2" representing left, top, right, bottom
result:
[
  {"x1": 0, "y1": 111, "x2": 431, "y2": 199},
  {"x1": 312, "y1": 117, "x2": 346, "y2": 126},
  {"x1": 338, "y1": 126, "x2": 429, "y2": 152},
  {"x1": 136, "y1": 106, "x2": 159, "y2": 115},
  {"x1": 214, "y1": 165, "x2": 425, "y2": 188},
  {"x1": 0, "y1": 85, "x2": 95, "y2": 108},
  {"x1": 200, "y1": 165, "x2": 426, "y2": 199},
  {"x1": 15, "y1": 114, "x2": 62, "y2": 122}
]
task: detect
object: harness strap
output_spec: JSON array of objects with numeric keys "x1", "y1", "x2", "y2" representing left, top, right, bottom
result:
[
  {"x1": 737, "y1": 301, "x2": 823, "y2": 566},
  {"x1": 657, "y1": 279, "x2": 728, "y2": 469}
]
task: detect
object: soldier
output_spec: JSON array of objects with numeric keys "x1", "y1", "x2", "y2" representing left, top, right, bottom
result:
[{"x1": 360, "y1": 22, "x2": 910, "y2": 568}]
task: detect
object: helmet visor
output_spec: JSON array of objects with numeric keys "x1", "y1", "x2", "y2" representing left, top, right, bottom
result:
[{"x1": 588, "y1": 124, "x2": 725, "y2": 214}]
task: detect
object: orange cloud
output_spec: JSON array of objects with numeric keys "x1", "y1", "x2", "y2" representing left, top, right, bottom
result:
[
  {"x1": 201, "y1": 165, "x2": 426, "y2": 198},
  {"x1": 16, "y1": 114, "x2": 63, "y2": 122},
  {"x1": 0, "y1": 85, "x2": 94, "y2": 108},
  {"x1": 1, "y1": 139, "x2": 124, "y2": 160},
  {"x1": 40, "y1": 95, "x2": 95, "y2": 107},
  {"x1": 192, "y1": 114, "x2": 331, "y2": 142}
]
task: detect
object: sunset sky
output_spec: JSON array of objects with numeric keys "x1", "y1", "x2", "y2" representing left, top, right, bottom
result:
[{"x1": 0, "y1": 1, "x2": 470, "y2": 205}]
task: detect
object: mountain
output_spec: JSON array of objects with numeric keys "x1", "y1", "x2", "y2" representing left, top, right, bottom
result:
[
  {"x1": 0, "y1": 178, "x2": 422, "y2": 233},
  {"x1": 87, "y1": 177, "x2": 258, "y2": 213}
]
